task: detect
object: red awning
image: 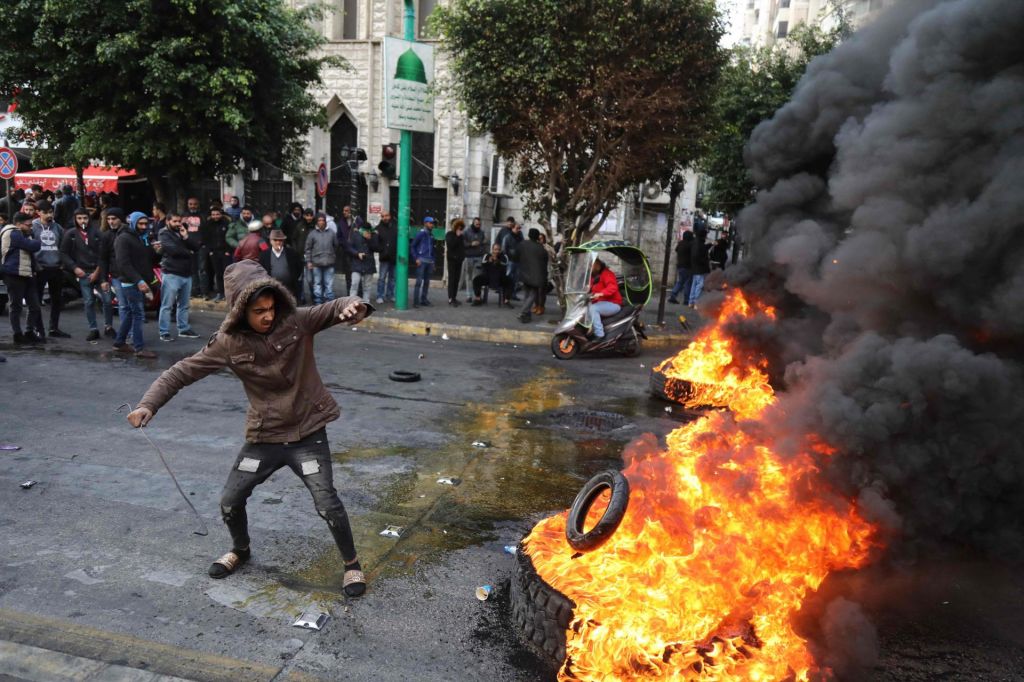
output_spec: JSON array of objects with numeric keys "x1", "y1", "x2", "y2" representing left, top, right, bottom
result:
[{"x1": 14, "y1": 166, "x2": 137, "y2": 194}]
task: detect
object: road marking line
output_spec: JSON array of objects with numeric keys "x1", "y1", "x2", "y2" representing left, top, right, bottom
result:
[{"x1": 0, "y1": 608, "x2": 283, "y2": 682}]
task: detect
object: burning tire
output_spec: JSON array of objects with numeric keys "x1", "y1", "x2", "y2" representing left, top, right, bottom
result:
[
  {"x1": 649, "y1": 366, "x2": 696, "y2": 405},
  {"x1": 566, "y1": 470, "x2": 630, "y2": 552},
  {"x1": 510, "y1": 546, "x2": 575, "y2": 668}
]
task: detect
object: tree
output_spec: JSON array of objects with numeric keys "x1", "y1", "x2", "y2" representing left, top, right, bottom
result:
[
  {"x1": 432, "y1": 0, "x2": 725, "y2": 245},
  {"x1": 0, "y1": 0, "x2": 343, "y2": 207},
  {"x1": 700, "y1": 17, "x2": 851, "y2": 213}
]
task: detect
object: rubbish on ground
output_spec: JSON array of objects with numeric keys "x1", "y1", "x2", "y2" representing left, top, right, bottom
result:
[
  {"x1": 436, "y1": 477, "x2": 461, "y2": 486},
  {"x1": 503, "y1": 545, "x2": 517, "y2": 555},
  {"x1": 380, "y1": 525, "x2": 404, "y2": 538},
  {"x1": 471, "y1": 441, "x2": 489, "y2": 448},
  {"x1": 20, "y1": 480, "x2": 37, "y2": 489},
  {"x1": 418, "y1": 353, "x2": 425, "y2": 359},
  {"x1": 640, "y1": 364, "x2": 645, "y2": 368},
  {"x1": 0, "y1": 445, "x2": 21, "y2": 451},
  {"x1": 292, "y1": 610, "x2": 330, "y2": 631},
  {"x1": 475, "y1": 585, "x2": 493, "y2": 601},
  {"x1": 442, "y1": 333, "x2": 450, "y2": 340},
  {"x1": 664, "y1": 406, "x2": 673, "y2": 413}
]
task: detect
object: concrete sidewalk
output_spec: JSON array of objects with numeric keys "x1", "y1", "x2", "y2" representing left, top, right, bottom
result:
[
  {"x1": 187, "y1": 279, "x2": 700, "y2": 349},
  {"x1": 352, "y1": 293, "x2": 699, "y2": 348}
]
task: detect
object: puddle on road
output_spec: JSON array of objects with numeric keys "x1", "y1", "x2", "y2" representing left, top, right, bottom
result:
[{"x1": 269, "y1": 367, "x2": 628, "y2": 598}]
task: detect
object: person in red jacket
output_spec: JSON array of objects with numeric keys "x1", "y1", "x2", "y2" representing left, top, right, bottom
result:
[{"x1": 589, "y1": 258, "x2": 622, "y2": 338}]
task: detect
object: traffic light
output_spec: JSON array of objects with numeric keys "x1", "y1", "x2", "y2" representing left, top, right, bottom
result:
[{"x1": 378, "y1": 144, "x2": 397, "y2": 177}]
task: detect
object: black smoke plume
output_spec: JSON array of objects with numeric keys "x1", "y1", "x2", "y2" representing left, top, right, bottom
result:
[{"x1": 727, "y1": 0, "x2": 1024, "y2": 560}]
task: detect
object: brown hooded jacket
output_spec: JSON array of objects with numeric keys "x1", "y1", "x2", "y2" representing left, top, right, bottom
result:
[{"x1": 138, "y1": 259, "x2": 371, "y2": 442}]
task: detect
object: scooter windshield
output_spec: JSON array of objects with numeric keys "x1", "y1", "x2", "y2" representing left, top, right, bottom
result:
[{"x1": 564, "y1": 252, "x2": 595, "y2": 294}]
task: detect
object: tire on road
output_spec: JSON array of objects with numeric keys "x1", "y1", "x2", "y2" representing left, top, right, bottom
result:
[
  {"x1": 510, "y1": 546, "x2": 575, "y2": 670},
  {"x1": 649, "y1": 366, "x2": 696, "y2": 405},
  {"x1": 565, "y1": 470, "x2": 630, "y2": 552},
  {"x1": 388, "y1": 370, "x2": 422, "y2": 382}
]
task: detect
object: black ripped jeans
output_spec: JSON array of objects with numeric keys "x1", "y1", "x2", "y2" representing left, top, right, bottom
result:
[{"x1": 219, "y1": 428, "x2": 356, "y2": 562}]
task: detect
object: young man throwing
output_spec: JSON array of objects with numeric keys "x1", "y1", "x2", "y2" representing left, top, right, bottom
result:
[{"x1": 125, "y1": 260, "x2": 372, "y2": 597}]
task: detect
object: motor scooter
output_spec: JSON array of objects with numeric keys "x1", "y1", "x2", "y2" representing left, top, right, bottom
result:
[{"x1": 550, "y1": 240, "x2": 651, "y2": 360}]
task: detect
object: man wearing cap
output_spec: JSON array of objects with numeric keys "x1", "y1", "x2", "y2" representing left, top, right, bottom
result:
[
  {"x1": 124, "y1": 260, "x2": 373, "y2": 597},
  {"x1": 411, "y1": 216, "x2": 436, "y2": 307},
  {"x1": 157, "y1": 212, "x2": 201, "y2": 342},
  {"x1": 259, "y1": 229, "x2": 302, "y2": 298}
]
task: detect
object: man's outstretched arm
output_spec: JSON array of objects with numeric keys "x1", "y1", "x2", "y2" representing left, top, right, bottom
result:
[
  {"x1": 298, "y1": 296, "x2": 374, "y2": 334},
  {"x1": 128, "y1": 340, "x2": 230, "y2": 428}
]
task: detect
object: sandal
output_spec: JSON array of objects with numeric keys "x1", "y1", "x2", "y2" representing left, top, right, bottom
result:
[
  {"x1": 343, "y1": 567, "x2": 366, "y2": 597},
  {"x1": 208, "y1": 548, "x2": 250, "y2": 579}
]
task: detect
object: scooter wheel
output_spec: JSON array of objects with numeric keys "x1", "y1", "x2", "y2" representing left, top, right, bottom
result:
[{"x1": 551, "y1": 334, "x2": 579, "y2": 360}]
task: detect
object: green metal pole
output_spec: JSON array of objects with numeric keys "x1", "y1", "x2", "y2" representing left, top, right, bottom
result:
[{"x1": 395, "y1": 0, "x2": 416, "y2": 310}]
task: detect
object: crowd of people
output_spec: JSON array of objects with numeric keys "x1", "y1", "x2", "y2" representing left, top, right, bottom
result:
[
  {"x1": 668, "y1": 211, "x2": 734, "y2": 308},
  {"x1": 0, "y1": 184, "x2": 569, "y2": 357},
  {"x1": 3, "y1": 182, "x2": 741, "y2": 359}
]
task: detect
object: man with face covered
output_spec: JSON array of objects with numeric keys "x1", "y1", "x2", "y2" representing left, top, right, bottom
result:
[
  {"x1": 112, "y1": 211, "x2": 157, "y2": 358},
  {"x1": 125, "y1": 260, "x2": 373, "y2": 597}
]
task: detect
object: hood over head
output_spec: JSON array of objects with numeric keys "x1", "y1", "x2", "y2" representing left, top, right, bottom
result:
[
  {"x1": 128, "y1": 211, "x2": 147, "y2": 231},
  {"x1": 220, "y1": 259, "x2": 297, "y2": 334}
]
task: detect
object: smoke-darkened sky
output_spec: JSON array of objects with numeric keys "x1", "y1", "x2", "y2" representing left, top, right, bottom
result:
[{"x1": 730, "y1": 0, "x2": 1024, "y2": 561}]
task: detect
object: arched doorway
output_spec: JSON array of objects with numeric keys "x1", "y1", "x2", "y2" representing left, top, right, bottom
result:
[{"x1": 327, "y1": 114, "x2": 367, "y2": 223}]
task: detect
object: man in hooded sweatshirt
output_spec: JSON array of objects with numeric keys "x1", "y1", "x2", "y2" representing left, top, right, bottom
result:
[
  {"x1": 125, "y1": 260, "x2": 373, "y2": 597},
  {"x1": 112, "y1": 211, "x2": 157, "y2": 358},
  {"x1": 31, "y1": 200, "x2": 70, "y2": 339}
]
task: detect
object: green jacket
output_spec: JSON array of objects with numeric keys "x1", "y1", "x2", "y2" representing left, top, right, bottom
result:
[{"x1": 226, "y1": 219, "x2": 249, "y2": 249}]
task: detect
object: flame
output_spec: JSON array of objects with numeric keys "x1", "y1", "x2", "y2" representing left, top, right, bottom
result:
[
  {"x1": 655, "y1": 292, "x2": 775, "y2": 419},
  {"x1": 524, "y1": 291, "x2": 878, "y2": 681}
]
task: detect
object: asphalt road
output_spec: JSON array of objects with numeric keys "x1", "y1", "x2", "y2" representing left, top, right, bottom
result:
[
  {"x1": 1, "y1": 307, "x2": 1021, "y2": 681},
  {"x1": 0, "y1": 307, "x2": 676, "y2": 681}
]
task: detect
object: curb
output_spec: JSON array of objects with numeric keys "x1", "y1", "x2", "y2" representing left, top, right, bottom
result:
[{"x1": 357, "y1": 315, "x2": 690, "y2": 349}]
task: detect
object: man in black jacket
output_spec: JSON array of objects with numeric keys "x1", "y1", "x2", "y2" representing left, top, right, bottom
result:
[
  {"x1": 97, "y1": 207, "x2": 125, "y2": 337},
  {"x1": 445, "y1": 219, "x2": 466, "y2": 306},
  {"x1": 201, "y1": 206, "x2": 232, "y2": 302},
  {"x1": 60, "y1": 208, "x2": 103, "y2": 340},
  {"x1": 374, "y1": 212, "x2": 397, "y2": 303},
  {"x1": 157, "y1": 212, "x2": 201, "y2": 342},
  {"x1": 461, "y1": 217, "x2": 487, "y2": 302},
  {"x1": 689, "y1": 228, "x2": 711, "y2": 307},
  {"x1": 112, "y1": 211, "x2": 157, "y2": 358},
  {"x1": 515, "y1": 228, "x2": 549, "y2": 323},
  {"x1": 668, "y1": 229, "x2": 694, "y2": 305}
]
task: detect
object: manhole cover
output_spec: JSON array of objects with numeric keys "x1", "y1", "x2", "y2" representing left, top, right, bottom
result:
[{"x1": 539, "y1": 409, "x2": 630, "y2": 433}]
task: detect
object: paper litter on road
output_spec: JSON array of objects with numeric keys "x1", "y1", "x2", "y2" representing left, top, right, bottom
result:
[{"x1": 380, "y1": 525, "x2": 404, "y2": 538}]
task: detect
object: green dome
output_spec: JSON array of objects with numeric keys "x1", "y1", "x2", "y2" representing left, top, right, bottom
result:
[{"x1": 395, "y1": 48, "x2": 428, "y2": 84}]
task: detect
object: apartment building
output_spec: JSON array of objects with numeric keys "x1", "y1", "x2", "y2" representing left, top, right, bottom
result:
[
  {"x1": 236, "y1": 0, "x2": 526, "y2": 232},
  {"x1": 728, "y1": 0, "x2": 899, "y2": 49}
]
